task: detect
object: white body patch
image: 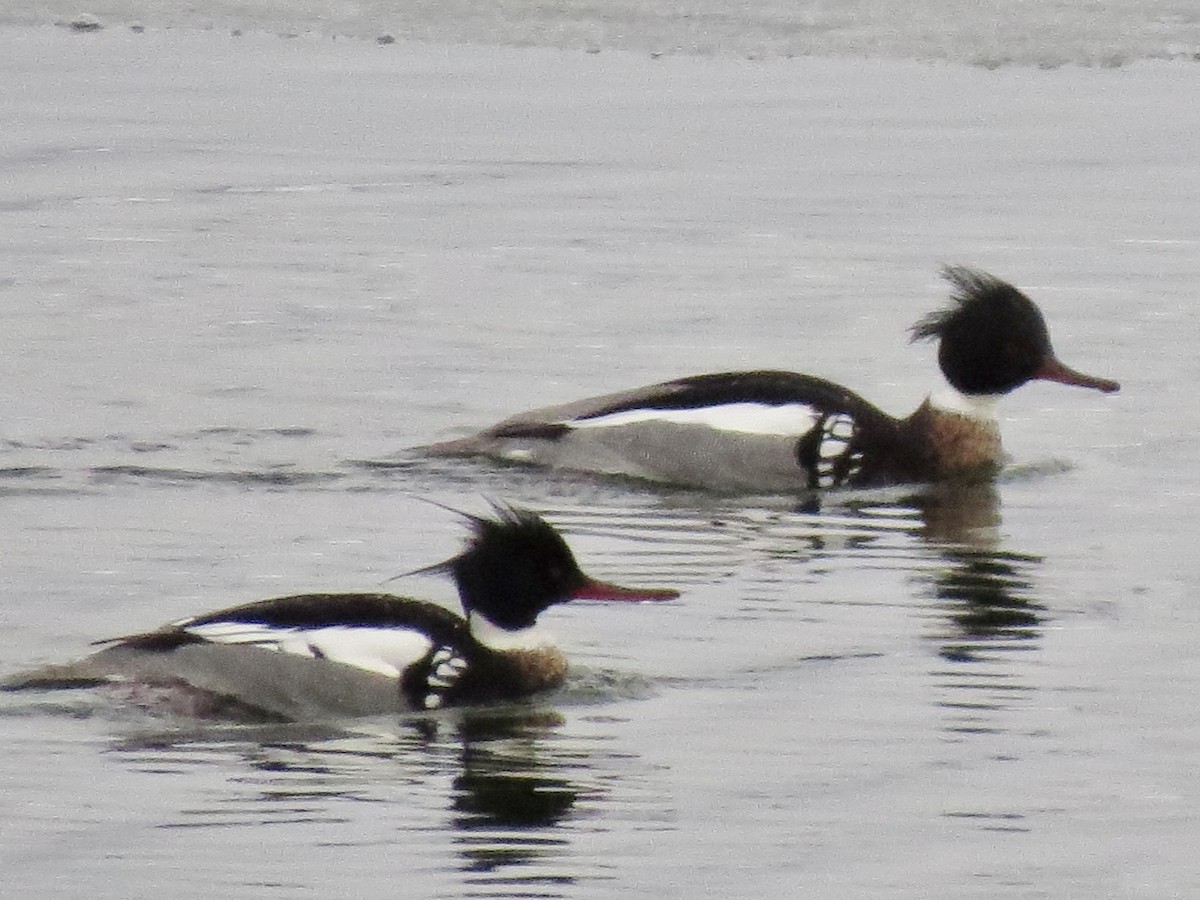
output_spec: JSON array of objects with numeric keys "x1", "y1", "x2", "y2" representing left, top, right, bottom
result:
[
  {"x1": 567, "y1": 402, "x2": 820, "y2": 436},
  {"x1": 929, "y1": 386, "x2": 1001, "y2": 422},
  {"x1": 182, "y1": 621, "x2": 433, "y2": 679},
  {"x1": 468, "y1": 614, "x2": 556, "y2": 653}
]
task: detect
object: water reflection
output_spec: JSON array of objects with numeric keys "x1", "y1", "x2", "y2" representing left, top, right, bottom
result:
[
  {"x1": 451, "y1": 720, "x2": 580, "y2": 888},
  {"x1": 107, "y1": 705, "x2": 643, "y2": 897},
  {"x1": 542, "y1": 479, "x2": 1057, "y2": 841},
  {"x1": 451, "y1": 710, "x2": 578, "y2": 831},
  {"x1": 914, "y1": 481, "x2": 1003, "y2": 548},
  {"x1": 904, "y1": 484, "x2": 1047, "y2": 738},
  {"x1": 684, "y1": 482, "x2": 1047, "y2": 737},
  {"x1": 926, "y1": 549, "x2": 1044, "y2": 664},
  {"x1": 911, "y1": 483, "x2": 1046, "y2": 650},
  {"x1": 447, "y1": 709, "x2": 581, "y2": 885}
]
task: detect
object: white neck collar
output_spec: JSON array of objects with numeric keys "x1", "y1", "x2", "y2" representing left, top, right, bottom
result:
[
  {"x1": 929, "y1": 385, "x2": 1001, "y2": 422},
  {"x1": 468, "y1": 613, "x2": 557, "y2": 652}
]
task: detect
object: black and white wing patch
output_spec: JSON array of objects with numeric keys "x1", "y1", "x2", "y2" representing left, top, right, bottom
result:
[
  {"x1": 418, "y1": 646, "x2": 470, "y2": 710},
  {"x1": 798, "y1": 412, "x2": 864, "y2": 488}
]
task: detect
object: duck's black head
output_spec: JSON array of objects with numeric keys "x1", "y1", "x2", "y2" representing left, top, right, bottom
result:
[
  {"x1": 910, "y1": 266, "x2": 1120, "y2": 396},
  {"x1": 432, "y1": 504, "x2": 678, "y2": 631}
]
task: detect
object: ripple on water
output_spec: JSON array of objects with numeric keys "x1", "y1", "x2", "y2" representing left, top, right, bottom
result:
[
  {"x1": 82, "y1": 707, "x2": 673, "y2": 897},
  {"x1": 1, "y1": 451, "x2": 1108, "y2": 897}
]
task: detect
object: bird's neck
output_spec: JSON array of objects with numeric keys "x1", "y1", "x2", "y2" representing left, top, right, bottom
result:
[
  {"x1": 467, "y1": 612, "x2": 557, "y2": 652},
  {"x1": 928, "y1": 385, "x2": 1002, "y2": 421},
  {"x1": 904, "y1": 389, "x2": 1004, "y2": 479}
]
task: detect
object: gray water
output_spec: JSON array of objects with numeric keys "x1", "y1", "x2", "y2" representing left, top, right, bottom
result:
[{"x1": 2, "y1": 23, "x2": 1199, "y2": 899}]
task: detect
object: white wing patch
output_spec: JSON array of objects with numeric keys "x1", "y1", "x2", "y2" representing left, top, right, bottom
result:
[
  {"x1": 182, "y1": 621, "x2": 433, "y2": 679},
  {"x1": 567, "y1": 402, "x2": 820, "y2": 436}
]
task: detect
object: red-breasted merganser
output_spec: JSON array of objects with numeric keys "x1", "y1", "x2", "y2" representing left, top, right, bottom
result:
[
  {"x1": 1, "y1": 505, "x2": 678, "y2": 719},
  {"x1": 426, "y1": 267, "x2": 1120, "y2": 492}
]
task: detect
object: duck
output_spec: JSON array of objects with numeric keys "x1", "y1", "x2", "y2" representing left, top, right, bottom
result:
[
  {"x1": 1, "y1": 504, "x2": 679, "y2": 720},
  {"x1": 425, "y1": 267, "x2": 1120, "y2": 492}
]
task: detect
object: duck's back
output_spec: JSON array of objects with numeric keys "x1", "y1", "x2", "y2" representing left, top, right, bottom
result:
[
  {"x1": 3, "y1": 592, "x2": 470, "y2": 720},
  {"x1": 428, "y1": 369, "x2": 906, "y2": 492}
]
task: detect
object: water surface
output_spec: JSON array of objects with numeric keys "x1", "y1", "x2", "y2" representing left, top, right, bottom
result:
[{"x1": 2, "y1": 25, "x2": 1198, "y2": 899}]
